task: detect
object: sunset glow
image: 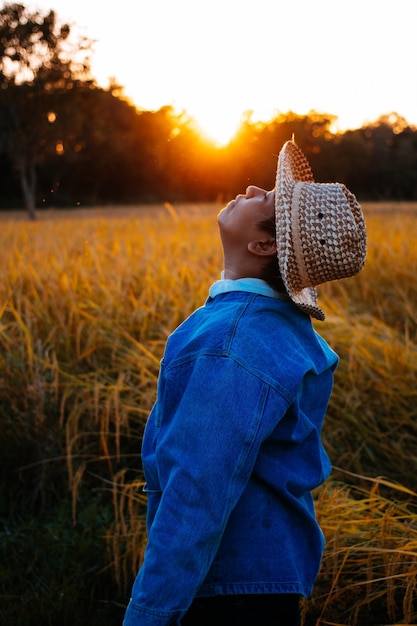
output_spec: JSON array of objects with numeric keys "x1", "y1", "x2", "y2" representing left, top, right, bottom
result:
[
  {"x1": 28, "y1": 0, "x2": 417, "y2": 145},
  {"x1": 190, "y1": 109, "x2": 243, "y2": 146}
]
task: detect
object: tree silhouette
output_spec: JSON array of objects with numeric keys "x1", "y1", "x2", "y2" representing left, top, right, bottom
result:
[
  {"x1": 0, "y1": 3, "x2": 93, "y2": 219},
  {"x1": 0, "y1": 4, "x2": 417, "y2": 211}
]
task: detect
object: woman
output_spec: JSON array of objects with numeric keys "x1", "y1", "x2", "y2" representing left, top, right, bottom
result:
[{"x1": 123, "y1": 141, "x2": 366, "y2": 626}]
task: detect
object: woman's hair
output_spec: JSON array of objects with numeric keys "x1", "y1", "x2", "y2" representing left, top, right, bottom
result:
[{"x1": 257, "y1": 216, "x2": 286, "y2": 293}]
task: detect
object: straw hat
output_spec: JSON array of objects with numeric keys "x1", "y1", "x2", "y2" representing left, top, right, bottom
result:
[{"x1": 275, "y1": 140, "x2": 367, "y2": 321}]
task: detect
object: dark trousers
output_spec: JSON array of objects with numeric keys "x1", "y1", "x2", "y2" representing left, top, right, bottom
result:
[{"x1": 181, "y1": 593, "x2": 301, "y2": 625}]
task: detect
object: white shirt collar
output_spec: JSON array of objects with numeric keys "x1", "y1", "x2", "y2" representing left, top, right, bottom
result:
[{"x1": 209, "y1": 274, "x2": 289, "y2": 300}]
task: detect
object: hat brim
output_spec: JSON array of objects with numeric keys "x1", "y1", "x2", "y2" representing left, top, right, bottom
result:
[{"x1": 275, "y1": 141, "x2": 325, "y2": 321}]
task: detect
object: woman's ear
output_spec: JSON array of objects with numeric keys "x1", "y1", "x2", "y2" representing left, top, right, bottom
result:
[{"x1": 247, "y1": 238, "x2": 277, "y2": 256}]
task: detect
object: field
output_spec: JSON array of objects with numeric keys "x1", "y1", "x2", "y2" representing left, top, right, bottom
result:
[{"x1": 1, "y1": 202, "x2": 417, "y2": 625}]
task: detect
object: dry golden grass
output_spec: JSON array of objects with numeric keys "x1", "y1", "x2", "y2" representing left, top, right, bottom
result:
[{"x1": 1, "y1": 201, "x2": 416, "y2": 625}]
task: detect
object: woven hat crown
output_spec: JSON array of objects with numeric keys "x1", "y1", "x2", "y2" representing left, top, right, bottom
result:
[{"x1": 275, "y1": 141, "x2": 367, "y2": 320}]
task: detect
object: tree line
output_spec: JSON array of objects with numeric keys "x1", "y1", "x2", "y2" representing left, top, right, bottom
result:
[{"x1": 1, "y1": 3, "x2": 417, "y2": 219}]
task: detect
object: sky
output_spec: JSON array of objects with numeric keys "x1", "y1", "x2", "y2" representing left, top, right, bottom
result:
[{"x1": 23, "y1": 0, "x2": 417, "y2": 144}]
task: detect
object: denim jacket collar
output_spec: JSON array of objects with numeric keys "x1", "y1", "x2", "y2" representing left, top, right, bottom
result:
[{"x1": 209, "y1": 274, "x2": 290, "y2": 301}]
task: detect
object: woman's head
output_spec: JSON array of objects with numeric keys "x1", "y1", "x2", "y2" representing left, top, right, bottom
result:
[{"x1": 217, "y1": 186, "x2": 278, "y2": 282}]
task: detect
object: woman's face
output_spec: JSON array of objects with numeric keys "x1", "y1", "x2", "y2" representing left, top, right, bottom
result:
[
  {"x1": 217, "y1": 186, "x2": 276, "y2": 278},
  {"x1": 217, "y1": 185, "x2": 275, "y2": 248}
]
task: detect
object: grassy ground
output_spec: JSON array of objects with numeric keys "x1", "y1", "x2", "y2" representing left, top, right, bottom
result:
[{"x1": 0, "y1": 202, "x2": 416, "y2": 625}]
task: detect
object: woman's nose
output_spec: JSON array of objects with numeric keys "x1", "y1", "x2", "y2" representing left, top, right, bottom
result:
[{"x1": 246, "y1": 185, "x2": 263, "y2": 198}]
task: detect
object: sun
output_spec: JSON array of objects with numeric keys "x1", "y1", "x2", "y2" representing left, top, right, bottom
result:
[
  {"x1": 191, "y1": 107, "x2": 242, "y2": 147},
  {"x1": 190, "y1": 105, "x2": 279, "y2": 147}
]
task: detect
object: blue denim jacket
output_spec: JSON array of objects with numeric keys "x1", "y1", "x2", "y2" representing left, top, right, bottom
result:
[{"x1": 124, "y1": 279, "x2": 338, "y2": 626}]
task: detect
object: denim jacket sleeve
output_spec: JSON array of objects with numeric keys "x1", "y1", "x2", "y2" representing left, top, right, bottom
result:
[{"x1": 123, "y1": 354, "x2": 290, "y2": 625}]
